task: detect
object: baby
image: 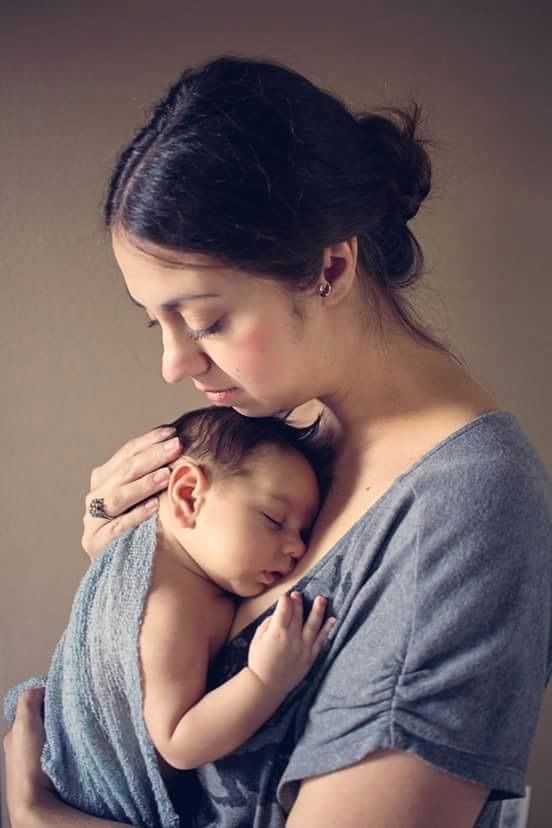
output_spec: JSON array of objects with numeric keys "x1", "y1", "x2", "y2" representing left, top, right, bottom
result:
[{"x1": 5, "y1": 405, "x2": 336, "y2": 828}]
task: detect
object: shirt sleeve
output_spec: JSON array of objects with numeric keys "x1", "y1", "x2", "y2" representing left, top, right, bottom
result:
[
  {"x1": 393, "y1": 455, "x2": 551, "y2": 800},
  {"x1": 278, "y1": 451, "x2": 552, "y2": 809}
]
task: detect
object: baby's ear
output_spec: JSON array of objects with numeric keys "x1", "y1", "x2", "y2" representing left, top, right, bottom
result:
[{"x1": 167, "y1": 458, "x2": 208, "y2": 528}]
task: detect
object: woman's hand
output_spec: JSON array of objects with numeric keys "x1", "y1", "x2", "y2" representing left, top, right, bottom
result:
[
  {"x1": 82, "y1": 426, "x2": 182, "y2": 560},
  {"x1": 248, "y1": 593, "x2": 336, "y2": 698},
  {"x1": 4, "y1": 688, "x2": 134, "y2": 827},
  {"x1": 3, "y1": 687, "x2": 53, "y2": 826}
]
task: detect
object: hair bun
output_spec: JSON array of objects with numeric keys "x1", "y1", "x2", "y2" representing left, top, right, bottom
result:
[{"x1": 356, "y1": 103, "x2": 432, "y2": 223}]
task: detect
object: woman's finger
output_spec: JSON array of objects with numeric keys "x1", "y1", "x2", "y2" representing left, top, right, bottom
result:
[
  {"x1": 14, "y1": 687, "x2": 45, "y2": 727},
  {"x1": 84, "y1": 465, "x2": 172, "y2": 522},
  {"x1": 82, "y1": 434, "x2": 182, "y2": 559},
  {"x1": 95, "y1": 434, "x2": 181, "y2": 493},
  {"x1": 90, "y1": 426, "x2": 178, "y2": 490},
  {"x1": 81, "y1": 495, "x2": 161, "y2": 559},
  {"x1": 4, "y1": 687, "x2": 54, "y2": 821}
]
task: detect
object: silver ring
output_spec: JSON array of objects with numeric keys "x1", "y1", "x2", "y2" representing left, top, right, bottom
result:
[{"x1": 88, "y1": 497, "x2": 114, "y2": 521}]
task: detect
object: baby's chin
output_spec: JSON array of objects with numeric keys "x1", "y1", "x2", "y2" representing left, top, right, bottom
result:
[
  {"x1": 232, "y1": 581, "x2": 275, "y2": 599},
  {"x1": 236, "y1": 584, "x2": 270, "y2": 598}
]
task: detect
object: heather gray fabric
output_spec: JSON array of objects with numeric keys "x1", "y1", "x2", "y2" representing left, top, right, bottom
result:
[
  {"x1": 4, "y1": 411, "x2": 550, "y2": 828},
  {"x1": 192, "y1": 411, "x2": 552, "y2": 828}
]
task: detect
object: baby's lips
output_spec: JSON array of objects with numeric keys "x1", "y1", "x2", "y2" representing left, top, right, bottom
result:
[{"x1": 259, "y1": 570, "x2": 280, "y2": 586}]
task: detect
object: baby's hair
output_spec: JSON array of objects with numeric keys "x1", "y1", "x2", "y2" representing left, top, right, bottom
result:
[{"x1": 161, "y1": 406, "x2": 336, "y2": 503}]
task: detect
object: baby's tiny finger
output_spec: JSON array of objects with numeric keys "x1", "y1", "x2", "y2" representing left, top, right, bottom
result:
[
  {"x1": 311, "y1": 617, "x2": 337, "y2": 656},
  {"x1": 252, "y1": 616, "x2": 272, "y2": 640},
  {"x1": 288, "y1": 591, "x2": 304, "y2": 634},
  {"x1": 302, "y1": 595, "x2": 328, "y2": 643},
  {"x1": 272, "y1": 594, "x2": 293, "y2": 629}
]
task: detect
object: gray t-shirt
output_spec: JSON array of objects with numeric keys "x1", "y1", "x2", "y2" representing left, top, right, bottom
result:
[{"x1": 187, "y1": 411, "x2": 552, "y2": 828}]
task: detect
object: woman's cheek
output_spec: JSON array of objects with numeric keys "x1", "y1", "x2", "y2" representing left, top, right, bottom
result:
[{"x1": 231, "y1": 329, "x2": 276, "y2": 380}]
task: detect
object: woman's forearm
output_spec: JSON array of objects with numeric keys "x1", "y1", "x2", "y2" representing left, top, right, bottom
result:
[{"x1": 20, "y1": 796, "x2": 136, "y2": 828}]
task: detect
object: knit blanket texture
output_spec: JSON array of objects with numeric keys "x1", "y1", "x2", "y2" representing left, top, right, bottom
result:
[{"x1": 4, "y1": 514, "x2": 180, "y2": 827}]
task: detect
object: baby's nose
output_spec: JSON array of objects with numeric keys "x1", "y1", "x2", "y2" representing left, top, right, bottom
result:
[{"x1": 283, "y1": 536, "x2": 306, "y2": 560}]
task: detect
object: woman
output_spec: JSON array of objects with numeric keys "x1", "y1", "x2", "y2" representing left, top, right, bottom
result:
[{"x1": 5, "y1": 54, "x2": 552, "y2": 828}]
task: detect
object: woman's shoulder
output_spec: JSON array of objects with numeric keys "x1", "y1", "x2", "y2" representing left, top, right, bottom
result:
[
  {"x1": 313, "y1": 409, "x2": 552, "y2": 629},
  {"x1": 401, "y1": 410, "x2": 552, "y2": 527},
  {"x1": 404, "y1": 410, "x2": 548, "y2": 480},
  {"x1": 331, "y1": 410, "x2": 551, "y2": 562}
]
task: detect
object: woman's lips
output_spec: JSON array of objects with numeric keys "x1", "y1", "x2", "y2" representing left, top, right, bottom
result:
[{"x1": 203, "y1": 388, "x2": 240, "y2": 404}]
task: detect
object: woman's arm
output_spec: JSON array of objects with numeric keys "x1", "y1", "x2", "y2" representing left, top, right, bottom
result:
[
  {"x1": 286, "y1": 749, "x2": 489, "y2": 828},
  {"x1": 4, "y1": 689, "x2": 134, "y2": 828},
  {"x1": 17, "y1": 799, "x2": 133, "y2": 828}
]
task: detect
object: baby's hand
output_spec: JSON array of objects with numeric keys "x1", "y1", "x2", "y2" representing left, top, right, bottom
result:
[{"x1": 247, "y1": 593, "x2": 335, "y2": 698}]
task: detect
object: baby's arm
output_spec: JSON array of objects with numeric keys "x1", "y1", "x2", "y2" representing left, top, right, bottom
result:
[{"x1": 140, "y1": 587, "x2": 334, "y2": 770}]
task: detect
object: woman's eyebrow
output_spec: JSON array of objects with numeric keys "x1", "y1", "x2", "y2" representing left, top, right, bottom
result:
[{"x1": 125, "y1": 286, "x2": 221, "y2": 310}]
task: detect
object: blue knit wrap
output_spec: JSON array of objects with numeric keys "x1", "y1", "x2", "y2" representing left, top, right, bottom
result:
[{"x1": 4, "y1": 514, "x2": 180, "y2": 827}]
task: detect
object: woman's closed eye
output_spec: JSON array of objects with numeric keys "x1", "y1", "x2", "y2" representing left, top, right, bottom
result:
[{"x1": 145, "y1": 317, "x2": 224, "y2": 341}]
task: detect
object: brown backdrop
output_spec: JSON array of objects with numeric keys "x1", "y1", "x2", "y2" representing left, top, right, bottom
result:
[{"x1": 2, "y1": 2, "x2": 551, "y2": 825}]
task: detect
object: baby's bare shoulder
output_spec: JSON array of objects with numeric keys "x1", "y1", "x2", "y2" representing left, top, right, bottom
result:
[{"x1": 143, "y1": 559, "x2": 235, "y2": 658}]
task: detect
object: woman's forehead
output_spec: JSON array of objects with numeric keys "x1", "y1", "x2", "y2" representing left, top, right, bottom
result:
[
  {"x1": 112, "y1": 232, "x2": 296, "y2": 312},
  {"x1": 112, "y1": 230, "x2": 228, "y2": 275},
  {"x1": 112, "y1": 231, "x2": 250, "y2": 303}
]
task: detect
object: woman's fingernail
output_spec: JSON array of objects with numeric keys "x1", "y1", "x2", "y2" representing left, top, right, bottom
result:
[
  {"x1": 159, "y1": 427, "x2": 176, "y2": 438},
  {"x1": 144, "y1": 498, "x2": 159, "y2": 511},
  {"x1": 154, "y1": 468, "x2": 170, "y2": 483},
  {"x1": 164, "y1": 437, "x2": 180, "y2": 453}
]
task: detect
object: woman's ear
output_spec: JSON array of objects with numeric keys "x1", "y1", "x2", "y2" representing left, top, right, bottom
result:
[
  {"x1": 167, "y1": 457, "x2": 209, "y2": 529},
  {"x1": 320, "y1": 237, "x2": 358, "y2": 302}
]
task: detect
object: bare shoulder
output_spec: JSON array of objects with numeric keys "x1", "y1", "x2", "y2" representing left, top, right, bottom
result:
[{"x1": 141, "y1": 556, "x2": 235, "y2": 660}]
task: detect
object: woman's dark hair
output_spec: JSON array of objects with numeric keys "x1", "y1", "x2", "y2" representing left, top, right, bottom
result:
[
  {"x1": 105, "y1": 53, "x2": 444, "y2": 348},
  {"x1": 164, "y1": 405, "x2": 336, "y2": 503}
]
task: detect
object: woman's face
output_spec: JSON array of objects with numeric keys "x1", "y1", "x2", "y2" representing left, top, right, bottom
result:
[{"x1": 112, "y1": 232, "x2": 321, "y2": 418}]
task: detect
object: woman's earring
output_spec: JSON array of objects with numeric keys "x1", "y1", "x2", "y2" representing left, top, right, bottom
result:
[{"x1": 319, "y1": 280, "x2": 332, "y2": 298}]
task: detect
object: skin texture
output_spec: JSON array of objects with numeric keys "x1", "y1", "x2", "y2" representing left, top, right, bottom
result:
[
  {"x1": 4, "y1": 231, "x2": 497, "y2": 826},
  {"x1": 138, "y1": 443, "x2": 333, "y2": 769},
  {"x1": 160, "y1": 444, "x2": 320, "y2": 596},
  {"x1": 112, "y1": 229, "x2": 326, "y2": 416}
]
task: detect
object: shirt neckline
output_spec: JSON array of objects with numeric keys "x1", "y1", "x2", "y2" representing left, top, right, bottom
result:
[{"x1": 226, "y1": 409, "x2": 518, "y2": 645}]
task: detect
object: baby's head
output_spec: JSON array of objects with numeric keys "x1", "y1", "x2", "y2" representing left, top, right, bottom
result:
[{"x1": 157, "y1": 406, "x2": 335, "y2": 596}]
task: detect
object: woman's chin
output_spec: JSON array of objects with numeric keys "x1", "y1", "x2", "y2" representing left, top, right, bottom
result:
[{"x1": 231, "y1": 401, "x2": 294, "y2": 419}]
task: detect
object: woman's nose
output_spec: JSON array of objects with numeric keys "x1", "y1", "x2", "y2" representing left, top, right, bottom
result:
[{"x1": 161, "y1": 331, "x2": 210, "y2": 384}]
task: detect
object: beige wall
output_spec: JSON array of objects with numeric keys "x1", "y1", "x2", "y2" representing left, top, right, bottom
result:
[{"x1": 2, "y1": 2, "x2": 551, "y2": 826}]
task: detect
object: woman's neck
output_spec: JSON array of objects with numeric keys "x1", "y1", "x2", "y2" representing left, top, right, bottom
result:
[{"x1": 318, "y1": 322, "x2": 497, "y2": 458}]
